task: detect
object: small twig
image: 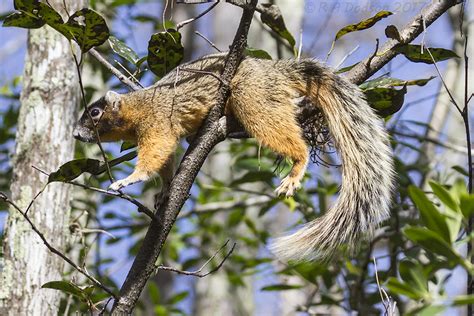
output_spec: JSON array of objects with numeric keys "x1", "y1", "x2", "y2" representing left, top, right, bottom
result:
[
  {"x1": 24, "y1": 184, "x2": 47, "y2": 216},
  {"x1": 367, "y1": 38, "x2": 380, "y2": 67},
  {"x1": 178, "y1": 67, "x2": 228, "y2": 86},
  {"x1": 0, "y1": 192, "x2": 117, "y2": 298},
  {"x1": 99, "y1": 297, "x2": 114, "y2": 316},
  {"x1": 426, "y1": 46, "x2": 463, "y2": 114},
  {"x1": 31, "y1": 165, "x2": 156, "y2": 221},
  {"x1": 157, "y1": 240, "x2": 236, "y2": 277},
  {"x1": 176, "y1": 1, "x2": 220, "y2": 30},
  {"x1": 89, "y1": 48, "x2": 141, "y2": 91},
  {"x1": 335, "y1": 45, "x2": 360, "y2": 69},
  {"x1": 195, "y1": 31, "x2": 222, "y2": 52},
  {"x1": 68, "y1": 181, "x2": 156, "y2": 220},
  {"x1": 373, "y1": 258, "x2": 396, "y2": 316},
  {"x1": 113, "y1": 59, "x2": 144, "y2": 88}
]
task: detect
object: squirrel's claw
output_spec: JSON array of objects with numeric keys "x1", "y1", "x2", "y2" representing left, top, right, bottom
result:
[
  {"x1": 109, "y1": 180, "x2": 127, "y2": 192},
  {"x1": 275, "y1": 176, "x2": 301, "y2": 198}
]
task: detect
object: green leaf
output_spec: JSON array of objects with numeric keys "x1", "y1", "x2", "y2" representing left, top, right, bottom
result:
[
  {"x1": 48, "y1": 151, "x2": 137, "y2": 183},
  {"x1": 408, "y1": 186, "x2": 451, "y2": 242},
  {"x1": 394, "y1": 44, "x2": 459, "y2": 64},
  {"x1": 64, "y1": 8, "x2": 110, "y2": 52},
  {"x1": 42, "y1": 281, "x2": 87, "y2": 299},
  {"x1": 429, "y1": 181, "x2": 460, "y2": 212},
  {"x1": 335, "y1": 62, "x2": 359, "y2": 74},
  {"x1": 364, "y1": 85, "x2": 406, "y2": 117},
  {"x1": 385, "y1": 25, "x2": 402, "y2": 42},
  {"x1": 259, "y1": 3, "x2": 295, "y2": 51},
  {"x1": 386, "y1": 277, "x2": 425, "y2": 300},
  {"x1": 335, "y1": 11, "x2": 393, "y2": 40},
  {"x1": 359, "y1": 76, "x2": 435, "y2": 90},
  {"x1": 167, "y1": 291, "x2": 189, "y2": 305},
  {"x1": 403, "y1": 226, "x2": 459, "y2": 262},
  {"x1": 398, "y1": 260, "x2": 428, "y2": 296},
  {"x1": 120, "y1": 141, "x2": 136, "y2": 152},
  {"x1": 261, "y1": 284, "x2": 303, "y2": 291},
  {"x1": 460, "y1": 195, "x2": 474, "y2": 220},
  {"x1": 3, "y1": 11, "x2": 45, "y2": 28},
  {"x1": 452, "y1": 294, "x2": 474, "y2": 306},
  {"x1": 48, "y1": 158, "x2": 101, "y2": 182},
  {"x1": 245, "y1": 47, "x2": 272, "y2": 60},
  {"x1": 231, "y1": 171, "x2": 275, "y2": 186},
  {"x1": 147, "y1": 29, "x2": 184, "y2": 78},
  {"x1": 109, "y1": 36, "x2": 140, "y2": 64}
]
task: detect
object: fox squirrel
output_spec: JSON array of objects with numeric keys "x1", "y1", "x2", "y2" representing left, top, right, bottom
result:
[{"x1": 73, "y1": 53, "x2": 394, "y2": 260}]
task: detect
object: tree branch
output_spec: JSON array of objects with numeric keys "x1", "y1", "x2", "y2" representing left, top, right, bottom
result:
[
  {"x1": 346, "y1": 0, "x2": 461, "y2": 85},
  {"x1": 157, "y1": 240, "x2": 236, "y2": 278},
  {"x1": 0, "y1": 192, "x2": 117, "y2": 299}
]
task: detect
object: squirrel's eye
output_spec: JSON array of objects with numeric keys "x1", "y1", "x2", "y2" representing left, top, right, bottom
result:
[{"x1": 90, "y1": 108, "x2": 101, "y2": 117}]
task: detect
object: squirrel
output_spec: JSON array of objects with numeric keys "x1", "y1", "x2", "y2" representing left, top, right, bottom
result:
[{"x1": 73, "y1": 53, "x2": 394, "y2": 260}]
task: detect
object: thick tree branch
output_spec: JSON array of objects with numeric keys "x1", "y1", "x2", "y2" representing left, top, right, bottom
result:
[
  {"x1": 346, "y1": 0, "x2": 461, "y2": 85},
  {"x1": 110, "y1": 1, "x2": 258, "y2": 314}
]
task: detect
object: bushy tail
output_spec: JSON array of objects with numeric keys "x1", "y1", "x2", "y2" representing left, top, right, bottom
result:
[{"x1": 271, "y1": 61, "x2": 395, "y2": 261}]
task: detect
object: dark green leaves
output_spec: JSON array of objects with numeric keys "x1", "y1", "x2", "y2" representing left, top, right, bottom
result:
[
  {"x1": 3, "y1": 1, "x2": 109, "y2": 52},
  {"x1": 64, "y1": 9, "x2": 109, "y2": 52},
  {"x1": 261, "y1": 284, "x2": 303, "y2": 291},
  {"x1": 364, "y1": 85, "x2": 406, "y2": 117},
  {"x1": 48, "y1": 151, "x2": 137, "y2": 183},
  {"x1": 335, "y1": 11, "x2": 393, "y2": 41},
  {"x1": 361, "y1": 76, "x2": 435, "y2": 117},
  {"x1": 260, "y1": 3, "x2": 296, "y2": 52},
  {"x1": 42, "y1": 281, "x2": 95, "y2": 306},
  {"x1": 394, "y1": 44, "x2": 458, "y2": 64},
  {"x1": 147, "y1": 29, "x2": 184, "y2": 78}
]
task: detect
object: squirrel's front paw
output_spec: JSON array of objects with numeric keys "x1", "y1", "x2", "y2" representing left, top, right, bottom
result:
[{"x1": 109, "y1": 179, "x2": 129, "y2": 191}]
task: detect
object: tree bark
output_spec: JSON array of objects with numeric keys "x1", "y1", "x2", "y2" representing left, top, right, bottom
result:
[{"x1": 0, "y1": 1, "x2": 83, "y2": 314}]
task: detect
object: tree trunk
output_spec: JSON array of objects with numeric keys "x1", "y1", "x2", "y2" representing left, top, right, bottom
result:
[{"x1": 0, "y1": 1, "x2": 83, "y2": 314}]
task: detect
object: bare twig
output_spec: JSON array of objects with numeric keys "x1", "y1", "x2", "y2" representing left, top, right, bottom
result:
[
  {"x1": 178, "y1": 67, "x2": 227, "y2": 86},
  {"x1": 157, "y1": 240, "x2": 236, "y2": 277},
  {"x1": 176, "y1": 1, "x2": 220, "y2": 30},
  {"x1": 195, "y1": 31, "x2": 222, "y2": 52},
  {"x1": 0, "y1": 192, "x2": 117, "y2": 299},
  {"x1": 113, "y1": 59, "x2": 144, "y2": 88},
  {"x1": 426, "y1": 47, "x2": 463, "y2": 114},
  {"x1": 89, "y1": 48, "x2": 142, "y2": 91},
  {"x1": 31, "y1": 165, "x2": 156, "y2": 221}
]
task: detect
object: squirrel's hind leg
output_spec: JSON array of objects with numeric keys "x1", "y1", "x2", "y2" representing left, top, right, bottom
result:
[{"x1": 229, "y1": 93, "x2": 309, "y2": 197}]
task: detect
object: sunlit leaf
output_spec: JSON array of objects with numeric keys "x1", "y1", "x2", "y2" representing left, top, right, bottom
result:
[
  {"x1": 359, "y1": 76, "x2": 435, "y2": 90},
  {"x1": 109, "y1": 36, "x2": 140, "y2": 64},
  {"x1": 335, "y1": 11, "x2": 393, "y2": 40},
  {"x1": 404, "y1": 226, "x2": 459, "y2": 262},
  {"x1": 409, "y1": 186, "x2": 451, "y2": 242},
  {"x1": 394, "y1": 44, "x2": 458, "y2": 64}
]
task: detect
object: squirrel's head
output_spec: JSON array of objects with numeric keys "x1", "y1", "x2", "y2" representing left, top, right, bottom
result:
[{"x1": 73, "y1": 91, "x2": 132, "y2": 143}]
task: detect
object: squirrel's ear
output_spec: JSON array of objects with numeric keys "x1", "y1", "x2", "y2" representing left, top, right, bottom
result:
[{"x1": 105, "y1": 91, "x2": 121, "y2": 110}]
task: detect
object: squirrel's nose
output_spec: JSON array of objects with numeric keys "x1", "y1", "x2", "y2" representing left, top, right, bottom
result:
[{"x1": 72, "y1": 125, "x2": 80, "y2": 139}]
